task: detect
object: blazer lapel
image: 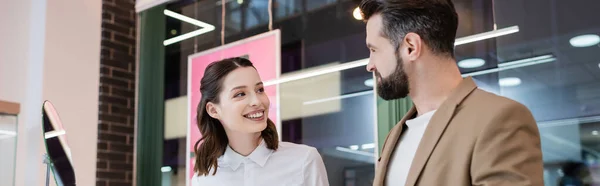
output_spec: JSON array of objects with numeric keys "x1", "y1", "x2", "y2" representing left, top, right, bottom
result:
[
  {"x1": 404, "y1": 77, "x2": 478, "y2": 186},
  {"x1": 374, "y1": 106, "x2": 417, "y2": 186}
]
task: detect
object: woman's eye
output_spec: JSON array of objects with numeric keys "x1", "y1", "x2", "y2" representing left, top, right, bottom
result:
[
  {"x1": 257, "y1": 88, "x2": 265, "y2": 93},
  {"x1": 234, "y1": 92, "x2": 245, "y2": 98}
]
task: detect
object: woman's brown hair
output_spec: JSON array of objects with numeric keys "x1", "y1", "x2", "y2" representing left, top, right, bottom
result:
[{"x1": 193, "y1": 57, "x2": 279, "y2": 176}]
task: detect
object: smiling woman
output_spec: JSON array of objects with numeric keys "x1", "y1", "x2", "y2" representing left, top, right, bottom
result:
[{"x1": 191, "y1": 57, "x2": 329, "y2": 186}]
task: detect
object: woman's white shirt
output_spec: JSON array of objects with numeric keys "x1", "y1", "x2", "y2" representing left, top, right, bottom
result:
[{"x1": 191, "y1": 140, "x2": 329, "y2": 186}]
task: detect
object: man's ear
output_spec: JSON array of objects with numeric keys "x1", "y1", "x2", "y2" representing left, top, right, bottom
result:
[
  {"x1": 401, "y1": 32, "x2": 423, "y2": 61},
  {"x1": 206, "y1": 102, "x2": 220, "y2": 119}
]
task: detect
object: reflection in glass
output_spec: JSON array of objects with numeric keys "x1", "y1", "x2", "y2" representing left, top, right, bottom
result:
[
  {"x1": 280, "y1": 70, "x2": 376, "y2": 186},
  {"x1": 0, "y1": 110, "x2": 18, "y2": 186}
]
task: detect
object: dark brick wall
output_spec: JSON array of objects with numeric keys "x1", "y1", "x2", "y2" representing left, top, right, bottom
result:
[{"x1": 97, "y1": 0, "x2": 137, "y2": 185}]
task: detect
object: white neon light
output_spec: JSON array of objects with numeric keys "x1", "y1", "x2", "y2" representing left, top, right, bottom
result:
[
  {"x1": 335, "y1": 146, "x2": 375, "y2": 157},
  {"x1": 361, "y1": 143, "x2": 375, "y2": 149},
  {"x1": 303, "y1": 90, "x2": 373, "y2": 105},
  {"x1": 163, "y1": 10, "x2": 216, "y2": 46},
  {"x1": 569, "y1": 34, "x2": 600, "y2": 47},
  {"x1": 497, "y1": 55, "x2": 553, "y2": 68},
  {"x1": 458, "y1": 58, "x2": 485, "y2": 68},
  {"x1": 499, "y1": 77, "x2": 521, "y2": 87},
  {"x1": 44, "y1": 130, "x2": 66, "y2": 139},
  {"x1": 462, "y1": 55, "x2": 556, "y2": 77},
  {"x1": 454, "y1": 26, "x2": 519, "y2": 46},
  {"x1": 264, "y1": 59, "x2": 368, "y2": 86},
  {"x1": 161, "y1": 166, "x2": 172, "y2": 172}
]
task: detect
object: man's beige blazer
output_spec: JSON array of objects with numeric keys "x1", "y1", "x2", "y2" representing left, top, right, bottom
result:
[{"x1": 373, "y1": 77, "x2": 544, "y2": 186}]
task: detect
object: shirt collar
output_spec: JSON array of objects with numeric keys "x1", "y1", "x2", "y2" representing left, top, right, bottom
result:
[{"x1": 220, "y1": 139, "x2": 274, "y2": 171}]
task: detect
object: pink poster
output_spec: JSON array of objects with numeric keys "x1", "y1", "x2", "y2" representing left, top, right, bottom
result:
[{"x1": 186, "y1": 30, "x2": 281, "y2": 185}]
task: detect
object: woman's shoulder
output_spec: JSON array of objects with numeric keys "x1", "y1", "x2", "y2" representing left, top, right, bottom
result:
[
  {"x1": 191, "y1": 171, "x2": 220, "y2": 186},
  {"x1": 276, "y1": 142, "x2": 320, "y2": 158}
]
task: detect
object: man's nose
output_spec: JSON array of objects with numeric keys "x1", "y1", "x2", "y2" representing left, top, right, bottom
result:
[{"x1": 366, "y1": 60, "x2": 375, "y2": 72}]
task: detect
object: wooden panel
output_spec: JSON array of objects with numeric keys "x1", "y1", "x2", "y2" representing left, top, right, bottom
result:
[{"x1": 0, "y1": 100, "x2": 20, "y2": 115}]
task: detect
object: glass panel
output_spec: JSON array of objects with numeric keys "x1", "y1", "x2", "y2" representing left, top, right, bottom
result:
[
  {"x1": 0, "y1": 113, "x2": 17, "y2": 186},
  {"x1": 458, "y1": 0, "x2": 600, "y2": 185},
  {"x1": 306, "y1": 0, "x2": 337, "y2": 11},
  {"x1": 245, "y1": 0, "x2": 269, "y2": 29},
  {"x1": 274, "y1": 0, "x2": 302, "y2": 19},
  {"x1": 279, "y1": 67, "x2": 376, "y2": 186}
]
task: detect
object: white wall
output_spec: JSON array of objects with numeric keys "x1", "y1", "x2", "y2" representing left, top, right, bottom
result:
[
  {"x1": 0, "y1": 0, "x2": 47, "y2": 185},
  {"x1": 43, "y1": 0, "x2": 102, "y2": 185},
  {"x1": 0, "y1": 0, "x2": 101, "y2": 185}
]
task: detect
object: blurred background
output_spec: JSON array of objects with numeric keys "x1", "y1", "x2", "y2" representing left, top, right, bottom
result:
[{"x1": 1, "y1": 0, "x2": 599, "y2": 186}]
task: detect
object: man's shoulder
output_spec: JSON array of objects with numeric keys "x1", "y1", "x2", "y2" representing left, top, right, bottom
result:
[{"x1": 465, "y1": 88, "x2": 529, "y2": 112}]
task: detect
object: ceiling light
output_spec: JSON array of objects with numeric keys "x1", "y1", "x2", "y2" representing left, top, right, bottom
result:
[
  {"x1": 454, "y1": 26, "x2": 519, "y2": 46},
  {"x1": 349, "y1": 145, "x2": 359, "y2": 150},
  {"x1": 163, "y1": 10, "x2": 215, "y2": 46},
  {"x1": 597, "y1": 63, "x2": 600, "y2": 69},
  {"x1": 458, "y1": 58, "x2": 485, "y2": 68},
  {"x1": 499, "y1": 77, "x2": 521, "y2": 87},
  {"x1": 593, "y1": 130, "x2": 599, "y2": 136},
  {"x1": 237, "y1": 0, "x2": 243, "y2": 4},
  {"x1": 364, "y1": 78, "x2": 374, "y2": 87},
  {"x1": 361, "y1": 143, "x2": 375, "y2": 149},
  {"x1": 161, "y1": 166, "x2": 172, "y2": 172},
  {"x1": 570, "y1": 34, "x2": 600, "y2": 47},
  {"x1": 353, "y1": 7, "x2": 363, "y2": 20}
]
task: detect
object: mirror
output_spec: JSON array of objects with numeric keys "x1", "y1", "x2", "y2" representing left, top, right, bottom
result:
[{"x1": 42, "y1": 101, "x2": 76, "y2": 186}]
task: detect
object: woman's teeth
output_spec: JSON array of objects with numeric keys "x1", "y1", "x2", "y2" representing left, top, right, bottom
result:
[{"x1": 245, "y1": 112, "x2": 264, "y2": 119}]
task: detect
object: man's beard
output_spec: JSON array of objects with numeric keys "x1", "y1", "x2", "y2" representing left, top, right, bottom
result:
[{"x1": 376, "y1": 53, "x2": 410, "y2": 100}]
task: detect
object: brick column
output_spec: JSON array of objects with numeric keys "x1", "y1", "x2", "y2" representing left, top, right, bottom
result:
[{"x1": 97, "y1": 0, "x2": 137, "y2": 185}]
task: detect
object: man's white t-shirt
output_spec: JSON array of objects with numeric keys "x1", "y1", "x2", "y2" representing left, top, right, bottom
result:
[{"x1": 385, "y1": 110, "x2": 437, "y2": 186}]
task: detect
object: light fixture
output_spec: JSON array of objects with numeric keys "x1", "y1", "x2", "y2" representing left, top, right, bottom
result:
[
  {"x1": 303, "y1": 90, "x2": 373, "y2": 105},
  {"x1": 593, "y1": 130, "x2": 599, "y2": 136},
  {"x1": 0, "y1": 130, "x2": 17, "y2": 136},
  {"x1": 499, "y1": 77, "x2": 521, "y2": 87},
  {"x1": 264, "y1": 59, "x2": 368, "y2": 86},
  {"x1": 497, "y1": 55, "x2": 554, "y2": 68},
  {"x1": 364, "y1": 78, "x2": 374, "y2": 87},
  {"x1": 454, "y1": 26, "x2": 519, "y2": 46},
  {"x1": 163, "y1": 10, "x2": 216, "y2": 46},
  {"x1": 462, "y1": 54, "x2": 556, "y2": 77},
  {"x1": 350, "y1": 145, "x2": 359, "y2": 150},
  {"x1": 458, "y1": 58, "x2": 485, "y2": 68},
  {"x1": 237, "y1": 0, "x2": 243, "y2": 4},
  {"x1": 353, "y1": 7, "x2": 363, "y2": 20},
  {"x1": 361, "y1": 143, "x2": 375, "y2": 149},
  {"x1": 569, "y1": 34, "x2": 600, "y2": 47},
  {"x1": 335, "y1": 147, "x2": 375, "y2": 157},
  {"x1": 597, "y1": 62, "x2": 600, "y2": 69},
  {"x1": 161, "y1": 166, "x2": 172, "y2": 172}
]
